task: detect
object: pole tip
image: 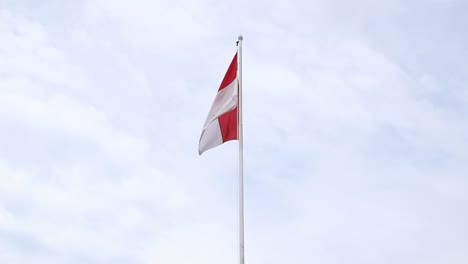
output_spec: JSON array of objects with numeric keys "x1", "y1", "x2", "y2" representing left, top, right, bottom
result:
[{"x1": 238, "y1": 35, "x2": 243, "y2": 41}]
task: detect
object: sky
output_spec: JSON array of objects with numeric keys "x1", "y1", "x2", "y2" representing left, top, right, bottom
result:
[{"x1": 0, "y1": 0, "x2": 468, "y2": 263}]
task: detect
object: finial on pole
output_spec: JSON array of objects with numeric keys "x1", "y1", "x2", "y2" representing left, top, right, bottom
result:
[{"x1": 236, "y1": 35, "x2": 243, "y2": 46}]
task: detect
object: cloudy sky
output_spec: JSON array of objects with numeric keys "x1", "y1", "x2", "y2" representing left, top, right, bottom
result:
[{"x1": 1, "y1": 0, "x2": 468, "y2": 263}]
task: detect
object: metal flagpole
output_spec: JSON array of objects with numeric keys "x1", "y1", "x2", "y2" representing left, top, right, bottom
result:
[{"x1": 237, "y1": 34, "x2": 245, "y2": 264}]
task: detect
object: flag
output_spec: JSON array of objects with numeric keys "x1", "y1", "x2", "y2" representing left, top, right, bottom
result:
[{"x1": 198, "y1": 53, "x2": 238, "y2": 155}]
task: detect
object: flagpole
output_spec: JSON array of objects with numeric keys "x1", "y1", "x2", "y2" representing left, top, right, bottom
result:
[{"x1": 237, "y1": 35, "x2": 245, "y2": 264}]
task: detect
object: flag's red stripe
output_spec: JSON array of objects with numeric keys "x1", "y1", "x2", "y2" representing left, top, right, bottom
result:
[
  {"x1": 218, "y1": 53, "x2": 238, "y2": 91},
  {"x1": 218, "y1": 106, "x2": 238, "y2": 142}
]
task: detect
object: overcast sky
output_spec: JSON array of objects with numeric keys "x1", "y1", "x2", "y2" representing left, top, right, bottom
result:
[{"x1": 1, "y1": 0, "x2": 468, "y2": 263}]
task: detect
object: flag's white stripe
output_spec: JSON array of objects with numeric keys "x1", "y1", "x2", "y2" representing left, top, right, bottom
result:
[
  {"x1": 202, "y1": 78, "x2": 238, "y2": 129},
  {"x1": 198, "y1": 119, "x2": 223, "y2": 154}
]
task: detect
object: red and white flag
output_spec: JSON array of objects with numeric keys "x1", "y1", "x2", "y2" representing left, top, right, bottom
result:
[{"x1": 198, "y1": 53, "x2": 238, "y2": 155}]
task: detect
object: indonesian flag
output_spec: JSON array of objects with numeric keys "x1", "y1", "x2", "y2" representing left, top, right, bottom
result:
[{"x1": 198, "y1": 53, "x2": 238, "y2": 155}]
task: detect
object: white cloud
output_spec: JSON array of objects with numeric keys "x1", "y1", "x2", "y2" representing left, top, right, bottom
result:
[{"x1": 82, "y1": 0, "x2": 220, "y2": 54}]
